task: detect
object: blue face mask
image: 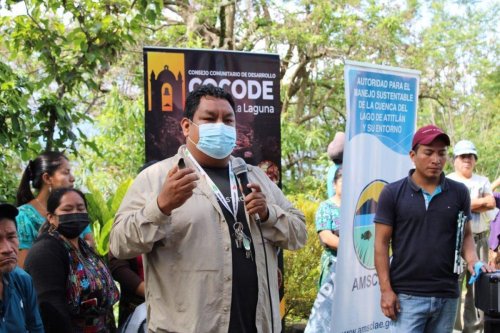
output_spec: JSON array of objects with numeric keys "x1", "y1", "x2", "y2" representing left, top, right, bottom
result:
[{"x1": 190, "y1": 122, "x2": 236, "y2": 159}]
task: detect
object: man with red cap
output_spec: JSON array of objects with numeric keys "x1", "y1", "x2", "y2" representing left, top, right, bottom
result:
[{"x1": 374, "y1": 125, "x2": 493, "y2": 333}]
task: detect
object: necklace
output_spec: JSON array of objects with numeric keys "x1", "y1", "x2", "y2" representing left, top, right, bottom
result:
[{"x1": 34, "y1": 197, "x2": 48, "y2": 215}]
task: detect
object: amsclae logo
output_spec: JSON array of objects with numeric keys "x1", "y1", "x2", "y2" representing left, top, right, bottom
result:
[{"x1": 352, "y1": 180, "x2": 387, "y2": 269}]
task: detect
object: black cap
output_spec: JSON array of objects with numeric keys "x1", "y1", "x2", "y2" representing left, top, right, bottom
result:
[{"x1": 0, "y1": 203, "x2": 19, "y2": 221}]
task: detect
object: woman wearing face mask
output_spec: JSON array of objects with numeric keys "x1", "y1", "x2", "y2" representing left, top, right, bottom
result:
[
  {"x1": 24, "y1": 188, "x2": 119, "y2": 333},
  {"x1": 16, "y1": 151, "x2": 94, "y2": 268}
]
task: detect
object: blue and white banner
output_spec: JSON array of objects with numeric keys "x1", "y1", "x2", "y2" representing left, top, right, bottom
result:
[{"x1": 331, "y1": 61, "x2": 419, "y2": 333}]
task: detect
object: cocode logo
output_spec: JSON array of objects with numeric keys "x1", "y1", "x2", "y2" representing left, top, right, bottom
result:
[{"x1": 147, "y1": 52, "x2": 185, "y2": 113}]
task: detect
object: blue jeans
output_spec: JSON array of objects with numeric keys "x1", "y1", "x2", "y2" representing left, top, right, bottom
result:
[{"x1": 391, "y1": 293, "x2": 459, "y2": 333}]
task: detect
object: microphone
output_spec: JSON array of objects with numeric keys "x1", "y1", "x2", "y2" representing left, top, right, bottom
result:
[
  {"x1": 232, "y1": 157, "x2": 252, "y2": 196},
  {"x1": 232, "y1": 157, "x2": 261, "y2": 223},
  {"x1": 232, "y1": 158, "x2": 274, "y2": 332}
]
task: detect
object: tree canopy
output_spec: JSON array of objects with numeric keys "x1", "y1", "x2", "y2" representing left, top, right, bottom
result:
[{"x1": 1, "y1": 0, "x2": 498, "y2": 200}]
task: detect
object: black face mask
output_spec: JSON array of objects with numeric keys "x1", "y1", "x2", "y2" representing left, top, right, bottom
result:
[{"x1": 57, "y1": 213, "x2": 90, "y2": 239}]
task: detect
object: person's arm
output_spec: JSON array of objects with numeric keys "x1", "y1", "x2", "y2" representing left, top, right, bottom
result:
[
  {"x1": 318, "y1": 230, "x2": 339, "y2": 250},
  {"x1": 373, "y1": 185, "x2": 400, "y2": 320},
  {"x1": 488, "y1": 249, "x2": 497, "y2": 267},
  {"x1": 462, "y1": 222, "x2": 494, "y2": 274},
  {"x1": 108, "y1": 252, "x2": 144, "y2": 297},
  {"x1": 83, "y1": 233, "x2": 95, "y2": 248},
  {"x1": 135, "y1": 282, "x2": 145, "y2": 298},
  {"x1": 245, "y1": 166, "x2": 307, "y2": 250},
  {"x1": 81, "y1": 224, "x2": 95, "y2": 248},
  {"x1": 375, "y1": 223, "x2": 399, "y2": 320},
  {"x1": 16, "y1": 270, "x2": 45, "y2": 332},
  {"x1": 15, "y1": 209, "x2": 37, "y2": 269},
  {"x1": 471, "y1": 194, "x2": 496, "y2": 213},
  {"x1": 24, "y1": 237, "x2": 73, "y2": 331},
  {"x1": 491, "y1": 177, "x2": 500, "y2": 192},
  {"x1": 472, "y1": 180, "x2": 496, "y2": 212},
  {"x1": 315, "y1": 200, "x2": 340, "y2": 250},
  {"x1": 110, "y1": 160, "x2": 198, "y2": 259}
]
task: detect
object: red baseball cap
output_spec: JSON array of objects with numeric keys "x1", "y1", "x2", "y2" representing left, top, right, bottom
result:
[{"x1": 412, "y1": 125, "x2": 450, "y2": 150}]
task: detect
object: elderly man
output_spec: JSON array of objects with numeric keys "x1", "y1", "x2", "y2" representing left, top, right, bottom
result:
[
  {"x1": 110, "y1": 84, "x2": 307, "y2": 333},
  {"x1": 0, "y1": 203, "x2": 43, "y2": 332},
  {"x1": 374, "y1": 125, "x2": 493, "y2": 333},
  {"x1": 447, "y1": 140, "x2": 496, "y2": 333}
]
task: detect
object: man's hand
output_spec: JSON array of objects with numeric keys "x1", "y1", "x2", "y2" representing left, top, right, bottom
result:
[
  {"x1": 157, "y1": 166, "x2": 199, "y2": 215},
  {"x1": 471, "y1": 194, "x2": 496, "y2": 213},
  {"x1": 243, "y1": 183, "x2": 269, "y2": 221},
  {"x1": 467, "y1": 260, "x2": 495, "y2": 276},
  {"x1": 488, "y1": 249, "x2": 497, "y2": 268},
  {"x1": 380, "y1": 289, "x2": 400, "y2": 320}
]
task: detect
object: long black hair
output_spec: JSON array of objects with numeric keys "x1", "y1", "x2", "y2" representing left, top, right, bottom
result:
[{"x1": 16, "y1": 151, "x2": 69, "y2": 206}]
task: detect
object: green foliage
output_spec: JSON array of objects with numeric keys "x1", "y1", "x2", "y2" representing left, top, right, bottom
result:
[
  {"x1": 0, "y1": 0, "x2": 151, "y2": 154},
  {"x1": 0, "y1": 150, "x2": 23, "y2": 202},
  {"x1": 74, "y1": 88, "x2": 145, "y2": 197},
  {"x1": 86, "y1": 177, "x2": 133, "y2": 256},
  {"x1": 1, "y1": 0, "x2": 497, "y2": 198},
  {"x1": 273, "y1": 0, "x2": 499, "y2": 195},
  {"x1": 281, "y1": 118, "x2": 333, "y2": 198},
  {"x1": 474, "y1": 67, "x2": 500, "y2": 180},
  {"x1": 0, "y1": 61, "x2": 33, "y2": 148},
  {"x1": 284, "y1": 195, "x2": 322, "y2": 321},
  {"x1": 0, "y1": 61, "x2": 38, "y2": 202},
  {"x1": 405, "y1": 1, "x2": 499, "y2": 181}
]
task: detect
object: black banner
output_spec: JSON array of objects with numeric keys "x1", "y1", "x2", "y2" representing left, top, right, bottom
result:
[{"x1": 143, "y1": 47, "x2": 282, "y2": 187}]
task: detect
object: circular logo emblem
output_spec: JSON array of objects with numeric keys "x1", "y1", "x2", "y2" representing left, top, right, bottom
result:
[{"x1": 353, "y1": 180, "x2": 387, "y2": 269}]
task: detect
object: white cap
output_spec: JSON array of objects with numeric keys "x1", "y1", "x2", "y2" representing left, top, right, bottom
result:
[{"x1": 453, "y1": 140, "x2": 478, "y2": 159}]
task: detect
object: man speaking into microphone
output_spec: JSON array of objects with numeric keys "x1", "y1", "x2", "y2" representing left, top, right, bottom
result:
[{"x1": 110, "y1": 84, "x2": 307, "y2": 333}]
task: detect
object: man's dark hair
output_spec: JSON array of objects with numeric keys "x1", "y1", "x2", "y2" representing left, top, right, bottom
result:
[{"x1": 183, "y1": 84, "x2": 236, "y2": 120}]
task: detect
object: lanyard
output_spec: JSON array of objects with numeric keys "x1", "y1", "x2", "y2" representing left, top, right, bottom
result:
[
  {"x1": 182, "y1": 147, "x2": 254, "y2": 261},
  {"x1": 183, "y1": 148, "x2": 239, "y2": 221}
]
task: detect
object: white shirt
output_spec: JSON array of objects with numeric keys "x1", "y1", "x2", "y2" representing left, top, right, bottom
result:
[{"x1": 447, "y1": 172, "x2": 494, "y2": 234}]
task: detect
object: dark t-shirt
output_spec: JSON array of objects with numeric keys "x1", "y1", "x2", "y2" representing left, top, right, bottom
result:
[
  {"x1": 204, "y1": 166, "x2": 258, "y2": 333},
  {"x1": 374, "y1": 171, "x2": 471, "y2": 298}
]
